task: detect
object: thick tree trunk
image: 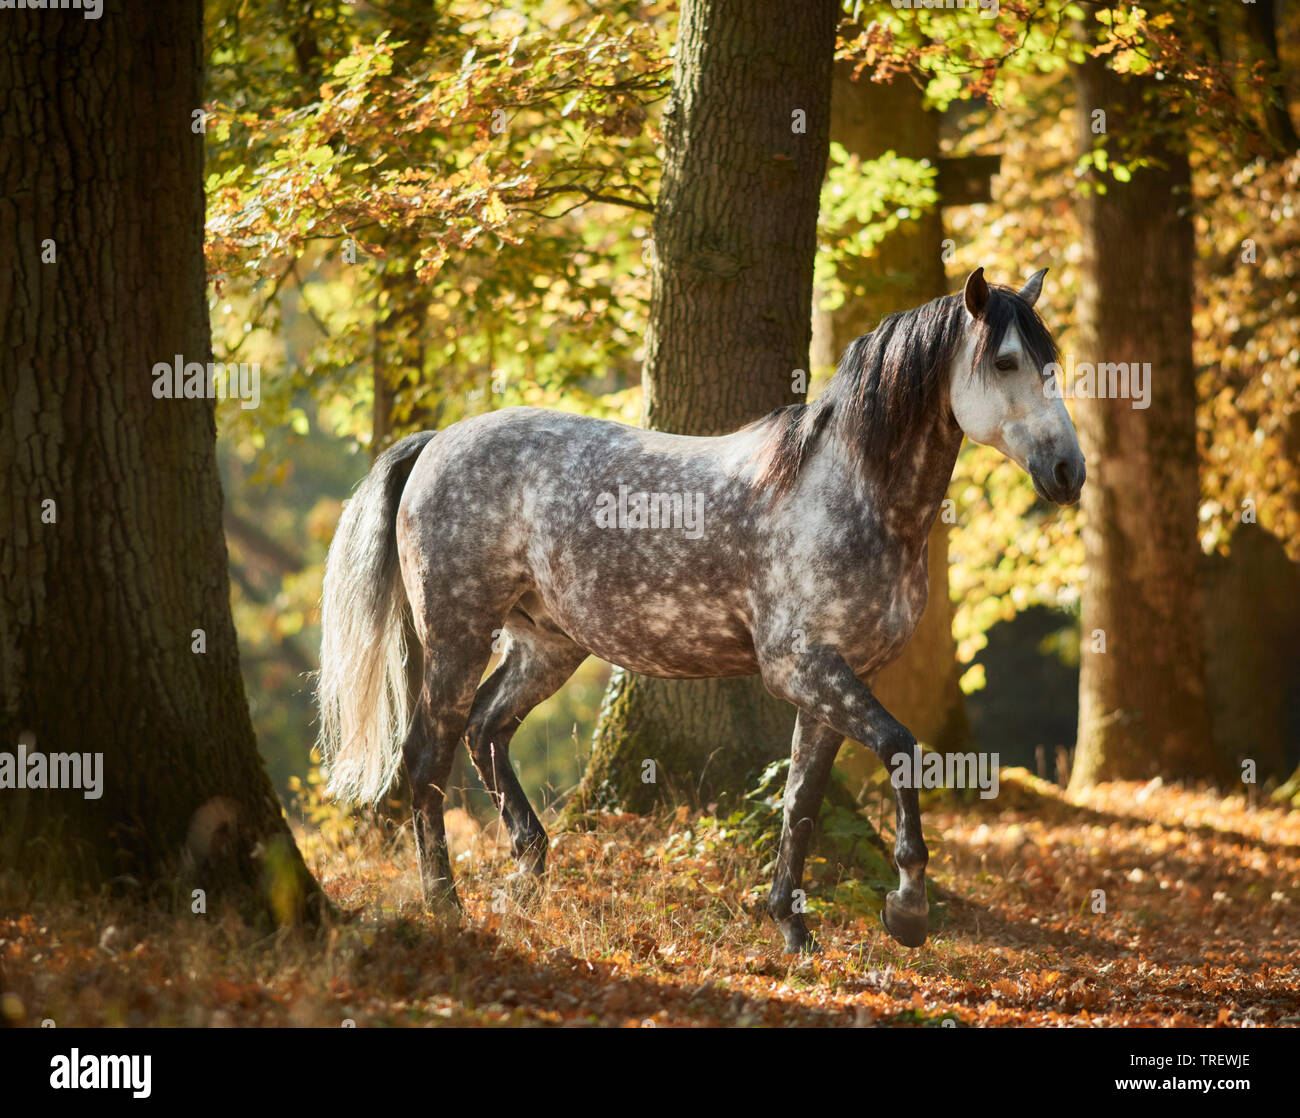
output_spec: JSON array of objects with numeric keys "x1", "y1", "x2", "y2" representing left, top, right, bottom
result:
[
  {"x1": 1201, "y1": 524, "x2": 1300, "y2": 780},
  {"x1": 572, "y1": 0, "x2": 840, "y2": 815},
  {"x1": 1068, "y1": 50, "x2": 1223, "y2": 787},
  {"x1": 0, "y1": 3, "x2": 319, "y2": 921},
  {"x1": 813, "y1": 68, "x2": 969, "y2": 777}
]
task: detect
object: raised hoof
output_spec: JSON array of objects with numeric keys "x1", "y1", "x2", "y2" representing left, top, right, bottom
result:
[{"x1": 881, "y1": 893, "x2": 928, "y2": 948}]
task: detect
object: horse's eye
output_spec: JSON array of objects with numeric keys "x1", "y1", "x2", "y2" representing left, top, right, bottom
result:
[{"x1": 995, "y1": 356, "x2": 1018, "y2": 372}]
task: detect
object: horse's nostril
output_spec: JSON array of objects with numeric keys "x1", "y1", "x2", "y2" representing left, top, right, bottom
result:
[{"x1": 1054, "y1": 459, "x2": 1072, "y2": 490}]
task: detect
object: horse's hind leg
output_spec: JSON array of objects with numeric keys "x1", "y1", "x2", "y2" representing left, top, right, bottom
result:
[
  {"x1": 465, "y1": 621, "x2": 587, "y2": 877},
  {"x1": 403, "y1": 638, "x2": 492, "y2": 916}
]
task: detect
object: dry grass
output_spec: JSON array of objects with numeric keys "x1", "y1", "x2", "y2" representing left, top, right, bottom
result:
[{"x1": 2, "y1": 776, "x2": 1298, "y2": 1027}]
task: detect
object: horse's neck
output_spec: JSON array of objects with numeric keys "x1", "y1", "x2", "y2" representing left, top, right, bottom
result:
[
  {"x1": 841, "y1": 410, "x2": 964, "y2": 550},
  {"x1": 897, "y1": 413, "x2": 964, "y2": 540}
]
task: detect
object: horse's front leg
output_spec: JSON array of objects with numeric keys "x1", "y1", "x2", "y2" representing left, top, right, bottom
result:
[
  {"x1": 767, "y1": 712, "x2": 844, "y2": 953},
  {"x1": 761, "y1": 646, "x2": 930, "y2": 950}
]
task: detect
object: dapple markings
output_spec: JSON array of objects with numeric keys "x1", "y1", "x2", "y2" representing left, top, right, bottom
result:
[{"x1": 317, "y1": 267, "x2": 1084, "y2": 952}]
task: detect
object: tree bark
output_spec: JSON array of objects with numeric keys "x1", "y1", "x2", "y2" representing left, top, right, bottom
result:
[
  {"x1": 813, "y1": 67, "x2": 969, "y2": 782},
  {"x1": 572, "y1": 0, "x2": 840, "y2": 815},
  {"x1": 0, "y1": 2, "x2": 320, "y2": 921},
  {"x1": 1243, "y1": 0, "x2": 1300, "y2": 157},
  {"x1": 1201, "y1": 524, "x2": 1300, "y2": 781},
  {"x1": 1068, "y1": 46, "x2": 1223, "y2": 787}
]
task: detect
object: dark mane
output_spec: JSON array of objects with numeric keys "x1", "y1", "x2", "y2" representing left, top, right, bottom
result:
[{"x1": 750, "y1": 285, "x2": 1058, "y2": 497}]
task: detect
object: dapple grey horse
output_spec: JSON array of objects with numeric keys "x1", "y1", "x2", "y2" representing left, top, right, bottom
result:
[{"x1": 317, "y1": 267, "x2": 1084, "y2": 952}]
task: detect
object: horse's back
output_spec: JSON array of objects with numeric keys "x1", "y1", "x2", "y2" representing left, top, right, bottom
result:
[{"x1": 395, "y1": 407, "x2": 767, "y2": 673}]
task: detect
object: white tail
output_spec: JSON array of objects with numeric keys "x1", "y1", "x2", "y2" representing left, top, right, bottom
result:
[{"x1": 316, "y1": 431, "x2": 435, "y2": 803}]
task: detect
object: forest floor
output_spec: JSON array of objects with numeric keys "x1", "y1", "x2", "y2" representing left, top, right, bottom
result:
[{"x1": 3, "y1": 773, "x2": 1298, "y2": 1027}]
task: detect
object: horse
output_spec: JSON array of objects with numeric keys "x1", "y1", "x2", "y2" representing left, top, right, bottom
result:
[{"x1": 316, "y1": 266, "x2": 1084, "y2": 953}]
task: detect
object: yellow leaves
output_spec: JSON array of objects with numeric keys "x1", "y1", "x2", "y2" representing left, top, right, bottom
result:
[
  {"x1": 1195, "y1": 151, "x2": 1300, "y2": 561},
  {"x1": 330, "y1": 54, "x2": 362, "y2": 80},
  {"x1": 330, "y1": 38, "x2": 394, "y2": 83},
  {"x1": 949, "y1": 442, "x2": 1083, "y2": 666},
  {"x1": 416, "y1": 244, "x2": 448, "y2": 284},
  {"x1": 481, "y1": 192, "x2": 508, "y2": 226},
  {"x1": 958, "y1": 662, "x2": 986, "y2": 696}
]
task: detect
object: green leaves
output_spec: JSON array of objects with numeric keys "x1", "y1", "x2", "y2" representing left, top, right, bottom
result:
[
  {"x1": 204, "y1": 1, "x2": 670, "y2": 462},
  {"x1": 816, "y1": 143, "x2": 939, "y2": 311}
]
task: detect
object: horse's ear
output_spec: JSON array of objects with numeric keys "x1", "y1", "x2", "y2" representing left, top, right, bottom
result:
[
  {"x1": 1018, "y1": 267, "x2": 1048, "y2": 308},
  {"x1": 964, "y1": 267, "x2": 989, "y2": 318}
]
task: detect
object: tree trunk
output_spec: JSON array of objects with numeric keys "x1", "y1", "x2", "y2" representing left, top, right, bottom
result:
[
  {"x1": 812, "y1": 68, "x2": 969, "y2": 785},
  {"x1": 0, "y1": 3, "x2": 320, "y2": 922},
  {"x1": 572, "y1": 0, "x2": 840, "y2": 815},
  {"x1": 1068, "y1": 47, "x2": 1223, "y2": 788},
  {"x1": 1243, "y1": 0, "x2": 1300, "y2": 157},
  {"x1": 1201, "y1": 524, "x2": 1300, "y2": 781}
]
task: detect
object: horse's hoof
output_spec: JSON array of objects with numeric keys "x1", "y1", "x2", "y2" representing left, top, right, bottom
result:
[
  {"x1": 504, "y1": 869, "x2": 542, "y2": 900},
  {"x1": 424, "y1": 883, "x2": 463, "y2": 924},
  {"x1": 881, "y1": 893, "x2": 928, "y2": 948},
  {"x1": 778, "y1": 918, "x2": 820, "y2": 955},
  {"x1": 512, "y1": 835, "x2": 548, "y2": 878},
  {"x1": 515, "y1": 853, "x2": 546, "y2": 879}
]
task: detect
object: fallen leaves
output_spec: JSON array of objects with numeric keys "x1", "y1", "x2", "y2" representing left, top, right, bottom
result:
[{"x1": 1, "y1": 779, "x2": 1297, "y2": 1027}]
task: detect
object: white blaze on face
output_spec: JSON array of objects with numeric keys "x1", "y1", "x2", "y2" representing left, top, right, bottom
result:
[{"x1": 948, "y1": 319, "x2": 1077, "y2": 478}]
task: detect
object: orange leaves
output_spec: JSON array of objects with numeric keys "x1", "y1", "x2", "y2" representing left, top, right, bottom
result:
[
  {"x1": 991, "y1": 977, "x2": 1019, "y2": 999},
  {"x1": 211, "y1": 978, "x2": 264, "y2": 1011},
  {"x1": 2, "y1": 783, "x2": 1298, "y2": 1027}
]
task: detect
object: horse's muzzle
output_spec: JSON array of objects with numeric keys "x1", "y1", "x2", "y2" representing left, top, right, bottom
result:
[{"x1": 1031, "y1": 452, "x2": 1085, "y2": 505}]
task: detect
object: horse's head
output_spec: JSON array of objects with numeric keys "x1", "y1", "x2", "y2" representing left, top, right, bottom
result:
[{"x1": 949, "y1": 267, "x2": 1085, "y2": 505}]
